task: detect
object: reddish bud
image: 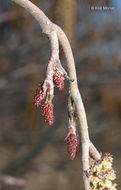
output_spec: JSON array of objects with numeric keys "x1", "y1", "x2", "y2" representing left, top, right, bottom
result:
[
  {"x1": 53, "y1": 68, "x2": 64, "y2": 90},
  {"x1": 41, "y1": 102, "x2": 54, "y2": 125}
]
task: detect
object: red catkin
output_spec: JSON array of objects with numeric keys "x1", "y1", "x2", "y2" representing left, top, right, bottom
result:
[
  {"x1": 66, "y1": 134, "x2": 78, "y2": 160},
  {"x1": 53, "y1": 68, "x2": 64, "y2": 91},
  {"x1": 33, "y1": 85, "x2": 45, "y2": 107},
  {"x1": 65, "y1": 127, "x2": 79, "y2": 160},
  {"x1": 41, "y1": 102, "x2": 54, "y2": 125}
]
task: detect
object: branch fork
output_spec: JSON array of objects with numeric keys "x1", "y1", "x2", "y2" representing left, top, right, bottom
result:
[{"x1": 11, "y1": 0, "x2": 102, "y2": 189}]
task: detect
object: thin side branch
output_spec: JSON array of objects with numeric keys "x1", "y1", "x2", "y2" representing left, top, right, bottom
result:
[{"x1": 90, "y1": 142, "x2": 101, "y2": 160}]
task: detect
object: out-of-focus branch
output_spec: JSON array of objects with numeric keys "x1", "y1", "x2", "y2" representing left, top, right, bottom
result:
[
  {"x1": 0, "y1": 11, "x2": 17, "y2": 23},
  {"x1": 11, "y1": 0, "x2": 101, "y2": 189},
  {"x1": 1, "y1": 120, "x2": 59, "y2": 174},
  {"x1": 0, "y1": 174, "x2": 27, "y2": 188}
]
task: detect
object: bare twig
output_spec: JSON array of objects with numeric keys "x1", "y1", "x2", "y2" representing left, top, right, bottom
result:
[
  {"x1": 89, "y1": 142, "x2": 101, "y2": 160},
  {"x1": 11, "y1": 0, "x2": 100, "y2": 189}
]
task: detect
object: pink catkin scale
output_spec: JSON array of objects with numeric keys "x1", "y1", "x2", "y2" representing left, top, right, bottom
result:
[
  {"x1": 53, "y1": 68, "x2": 64, "y2": 91},
  {"x1": 41, "y1": 102, "x2": 54, "y2": 125}
]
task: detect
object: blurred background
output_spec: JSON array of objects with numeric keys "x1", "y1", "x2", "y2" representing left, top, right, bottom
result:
[{"x1": 0, "y1": 0, "x2": 121, "y2": 189}]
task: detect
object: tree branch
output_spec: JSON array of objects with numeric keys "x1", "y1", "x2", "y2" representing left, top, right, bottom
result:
[{"x1": 11, "y1": 0, "x2": 101, "y2": 189}]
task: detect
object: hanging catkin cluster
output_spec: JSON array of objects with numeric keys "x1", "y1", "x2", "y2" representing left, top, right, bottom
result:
[
  {"x1": 89, "y1": 152, "x2": 117, "y2": 190},
  {"x1": 33, "y1": 62, "x2": 64, "y2": 125},
  {"x1": 33, "y1": 60, "x2": 117, "y2": 190},
  {"x1": 33, "y1": 60, "x2": 79, "y2": 160}
]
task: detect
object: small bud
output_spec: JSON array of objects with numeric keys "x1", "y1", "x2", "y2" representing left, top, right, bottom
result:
[
  {"x1": 53, "y1": 68, "x2": 64, "y2": 90},
  {"x1": 41, "y1": 102, "x2": 54, "y2": 125}
]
